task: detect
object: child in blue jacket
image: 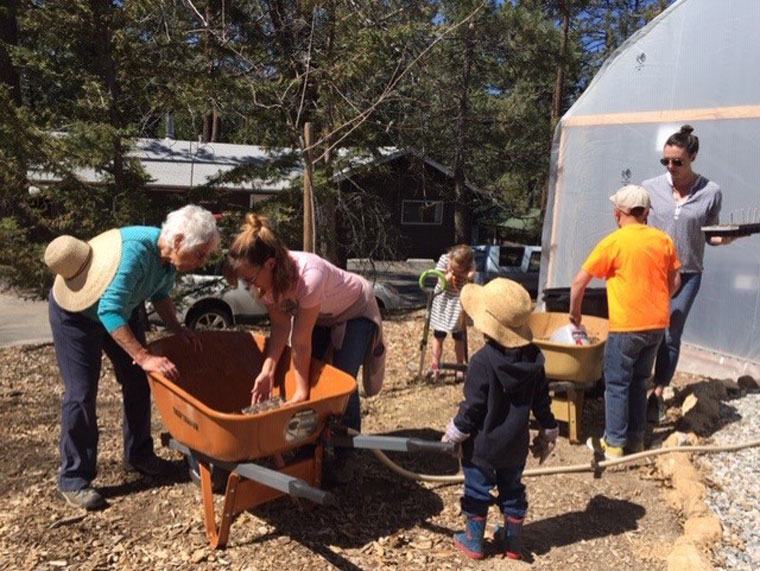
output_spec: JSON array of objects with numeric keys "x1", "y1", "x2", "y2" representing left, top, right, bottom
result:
[{"x1": 442, "y1": 278, "x2": 558, "y2": 560}]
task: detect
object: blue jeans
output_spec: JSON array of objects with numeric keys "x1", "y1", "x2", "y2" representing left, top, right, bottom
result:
[
  {"x1": 311, "y1": 318, "x2": 376, "y2": 435},
  {"x1": 603, "y1": 330, "x2": 664, "y2": 447},
  {"x1": 49, "y1": 293, "x2": 154, "y2": 491},
  {"x1": 653, "y1": 272, "x2": 702, "y2": 388},
  {"x1": 460, "y1": 460, "x2": 527, "y2": 520}
]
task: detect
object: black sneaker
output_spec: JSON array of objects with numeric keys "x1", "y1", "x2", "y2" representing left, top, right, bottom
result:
[
  {"x1": 124, "y1": 453, "x2": 174, "y2": 477},
  {"x1": 59, "y1": 487, "x2": 107, "y2": 511}
]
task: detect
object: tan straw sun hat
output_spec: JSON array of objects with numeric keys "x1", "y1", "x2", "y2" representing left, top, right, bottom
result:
[
  {"x1": 44, "y1": 229, "x2": 122, "y2": 312},
  {"x1": 460, "y1": 278, "x2": 533, "y2": 348}
]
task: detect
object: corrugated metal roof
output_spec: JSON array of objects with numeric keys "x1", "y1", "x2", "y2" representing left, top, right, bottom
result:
[{"x1": 31, "y1": 138, "x2": 303, "y2": 194}]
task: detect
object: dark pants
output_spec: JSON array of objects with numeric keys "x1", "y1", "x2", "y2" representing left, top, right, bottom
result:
[
  {"x1": 460, "y1": 460, "x2": 527, "y2": 520},
  {"x1": 311, "y1": 317, "x2": 376, "y2": 434},
  {"x1": 653, "y1": 272, "x2": 702, "y2": 388},
  {"x1": 433, "y1": 329, "x2": 464, "y2": 341},
  {"x1": 49, "y1": 293, "x2": 154, "y2": 491}
]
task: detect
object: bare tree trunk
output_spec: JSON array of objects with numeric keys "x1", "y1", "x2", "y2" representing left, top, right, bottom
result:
[
  {"x1": 91, "y1": 0, "x2": 125, "y2": 194},
  {"x1": 550, "y1": 1, "x2": 570, "y2": 129},
  {"x1": 320, "y1": 0, "x2": 341, "y2": 266},
  {"x1": 303, "y1": 122, "x2": 315, "y2": 252},
  {"x1": 0, "y1": 0, "x2": 21, "y2": 105},
  {"x1": 453, "y1": 23, "x2": 475, "y2": 244},
  {"x1": 202, "y1": 1, "x2": 221, "y2": 142},
  {"x1": 542, "y1": 0, "x2": 570, "y2": 216}
]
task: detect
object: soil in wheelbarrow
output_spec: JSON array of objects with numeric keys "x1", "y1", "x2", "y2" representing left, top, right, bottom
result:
[{"x1": 0, "y1": 309, "x2": 691, "y2": 570}]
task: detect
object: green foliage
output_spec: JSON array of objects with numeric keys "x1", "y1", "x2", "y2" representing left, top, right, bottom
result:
[{"x1": 0, "y1": 0, "x2": 673, "y2": 293}]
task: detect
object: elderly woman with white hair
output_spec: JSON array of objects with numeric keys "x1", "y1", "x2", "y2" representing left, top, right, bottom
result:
[{"x1": 45, "y1": 204, "x2": 220, "y2": 511}]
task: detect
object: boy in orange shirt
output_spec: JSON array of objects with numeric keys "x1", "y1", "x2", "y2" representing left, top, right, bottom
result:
[{"x1": 570, "y1": 185, "x2": 681, "y2": 458}]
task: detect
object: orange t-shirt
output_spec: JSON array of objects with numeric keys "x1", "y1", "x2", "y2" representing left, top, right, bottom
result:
[{"x1": 582, "y1": 224, "x2": 681, "y2": 332}]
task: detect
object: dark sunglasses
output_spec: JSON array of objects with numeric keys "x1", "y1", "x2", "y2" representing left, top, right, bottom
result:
[{"x1": 660, "y1": 157, "x2": 683, "y2": 167}]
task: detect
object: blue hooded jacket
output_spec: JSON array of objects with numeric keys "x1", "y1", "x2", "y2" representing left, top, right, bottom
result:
[{"x1": 453, "y1": 339, "x2": 557, "y2": 470}]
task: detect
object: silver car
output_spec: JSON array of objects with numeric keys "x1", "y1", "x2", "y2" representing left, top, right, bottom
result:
[{"x1": 149, "y1": 269, "x2": 402, "y2": 331}]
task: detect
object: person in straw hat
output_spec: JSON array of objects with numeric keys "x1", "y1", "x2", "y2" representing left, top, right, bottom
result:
[
  {"x1": 45, "y1": 205, "x2": 220, "y2": 511},
  {"x1": 569, "y1": 185, "x2": 681, "y2": 461},
  {"x1": 441, "y1": 278, "x2": 558, "y2": 560}
]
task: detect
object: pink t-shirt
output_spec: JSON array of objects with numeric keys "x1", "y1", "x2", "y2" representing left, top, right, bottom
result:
[{"x1": 265, "y1": 252, "x2": 365, "y2": 319}]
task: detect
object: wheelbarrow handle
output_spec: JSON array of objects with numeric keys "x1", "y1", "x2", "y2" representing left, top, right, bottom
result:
[
  {"x1": 232, "y1": 461, "x2": 337, "y2": 506},
  {"x1": 408, "y1": 438, "x2": 459, "y2": 456},
  {"x1": 161, "y1": 436, "x2": 336, "y2": 506},
  {"x1": 329, "y1": 433, "x2": 459, "y2": 456},
  {"x1": 418, "y1": 269, "x2": 447, "y2": 292}
]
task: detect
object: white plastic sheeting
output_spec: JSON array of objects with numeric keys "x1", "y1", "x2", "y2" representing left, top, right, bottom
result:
[{"x1": 539, "y1": 0, "x2": 760, "y2": 377}]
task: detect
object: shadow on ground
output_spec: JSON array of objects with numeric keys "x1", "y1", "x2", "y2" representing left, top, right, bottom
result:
[
  {"x1": 522, "y1": 494, "x2": 646, "y2": 560},
  {"x1": 235, "y1": 428, "x2": 452, "y2": 569}
]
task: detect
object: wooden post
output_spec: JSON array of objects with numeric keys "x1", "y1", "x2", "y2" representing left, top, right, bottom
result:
[{"x1": 303, "y1": 122, "x2": 315, "y2": 252}]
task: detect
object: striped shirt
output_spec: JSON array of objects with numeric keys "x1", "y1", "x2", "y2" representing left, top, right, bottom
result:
[
  {"x1": 643, "y1": 173, "x2": 722, "y2": 274},
  {"x1": 430, "y1": 254, "x2": 465, "y2": 333}
]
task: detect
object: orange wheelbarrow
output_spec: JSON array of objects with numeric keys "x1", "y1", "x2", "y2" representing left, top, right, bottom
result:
[{"x1": 147, "y1": 331, "x2": 456, "y2": 548}]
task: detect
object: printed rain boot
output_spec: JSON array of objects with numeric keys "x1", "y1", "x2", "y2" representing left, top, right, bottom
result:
[
  {"x1": 453, "y1": 514, "x2": 486, "y2": 560},
  {"x1": 494, "y1": 515, "x2": 524, "y2": 560}
]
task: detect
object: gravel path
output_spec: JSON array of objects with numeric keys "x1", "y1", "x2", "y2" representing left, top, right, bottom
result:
[{"x1": 697, "y1": 391, "x2": 760, "y2": 570}]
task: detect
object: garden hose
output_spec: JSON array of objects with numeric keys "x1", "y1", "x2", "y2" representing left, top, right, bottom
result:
[{"x1": 346, "y1": 428, "x2": 760, "y2": 483}]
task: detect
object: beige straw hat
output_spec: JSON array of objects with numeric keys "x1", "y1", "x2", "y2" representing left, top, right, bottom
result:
[
  {"x1": 460, "y1": 278, "x2": 533, "y2": 348},
  {"x1": 44, "y1": 229, "x2": 122, "y2": 312}
]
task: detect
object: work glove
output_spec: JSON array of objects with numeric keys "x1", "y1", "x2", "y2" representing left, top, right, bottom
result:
[
  {"x1": 530, "y1": 426, "x2": 559, "y2": 465},
  {"x1": 441, "y1": 418, "x2": 468, "y2": 458}
]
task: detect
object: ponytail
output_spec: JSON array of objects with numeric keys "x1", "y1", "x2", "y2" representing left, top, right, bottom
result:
[{"x1": 226, "y1": 213, "x2": 295, "y2": 302}]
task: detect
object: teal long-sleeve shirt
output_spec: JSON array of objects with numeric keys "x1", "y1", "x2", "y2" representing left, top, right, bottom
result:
[{"x1": 81, "y1": 227, "x2": 177, "y2": 333}]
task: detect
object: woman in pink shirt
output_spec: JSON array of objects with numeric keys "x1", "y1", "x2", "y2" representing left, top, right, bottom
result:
[{"x1": 225, "y1": 214, "x2": 385, "y2": 458}]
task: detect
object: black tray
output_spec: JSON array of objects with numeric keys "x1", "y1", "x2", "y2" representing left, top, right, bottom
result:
[{"x1": 701, "y1": 223, "x2": 760, "y2": 238}]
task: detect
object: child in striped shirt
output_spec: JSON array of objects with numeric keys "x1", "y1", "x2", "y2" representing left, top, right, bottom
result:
[{"x1": 427, "y1": 244, "x2": 475, "y2": 381}]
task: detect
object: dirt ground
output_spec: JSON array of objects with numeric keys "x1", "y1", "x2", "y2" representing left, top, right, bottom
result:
[{"x1": 0, "y1": 309, "x2": 688, "y2": 570}]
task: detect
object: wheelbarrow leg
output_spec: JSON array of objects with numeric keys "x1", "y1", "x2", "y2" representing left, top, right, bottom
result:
[
  {"x1": 549, "y1": 383, "x2": 586, "y2": 444},
  {"x1": 199, "y1": 461, "x2": 239, "y2": 549},
  {"x1": 566, "y1": 387, "x2": 584, "y2": 444}
]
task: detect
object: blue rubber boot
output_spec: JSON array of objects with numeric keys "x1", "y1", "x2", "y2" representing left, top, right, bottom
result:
[
  {"x1": 494, "y1": 515, "x2": 524, "y2": 560},
  {"x1": 453, "y1": 514, "x2": 486, "y2": 559}
]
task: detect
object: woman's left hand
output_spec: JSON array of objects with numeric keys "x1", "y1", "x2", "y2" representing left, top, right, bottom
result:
[{"x1": 176, "y1": 327, "x2": 202, "y2": 351}]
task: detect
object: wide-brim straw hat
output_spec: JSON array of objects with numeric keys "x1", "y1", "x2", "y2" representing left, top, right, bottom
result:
[
  {"x1": 45, "y1": 229, "x2": 122, "y2": 312},
  {"x1": 460, "y1": 278, "x2": 533, "y2": 348}
]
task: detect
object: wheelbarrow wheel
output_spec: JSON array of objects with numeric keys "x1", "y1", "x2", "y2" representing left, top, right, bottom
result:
[{"x1": 186, "y1": 454, "x2": 229, "y2": 494}]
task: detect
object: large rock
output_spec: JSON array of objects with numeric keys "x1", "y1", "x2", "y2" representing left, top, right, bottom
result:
[
  {"x1": 717, "y1": 378, "x2": 741, "y2": 396},
  {"x1": 656, "y1": 452, "x2": 708, "y2": 518},
  {"x1": 662, "y1": 431, "x2": 699, "y2": 448},
  {"x1": 706, "y1": 378, "x2": 729, "y2": 400},
  {"x1": 679, "y1": 389, "x2": 721, "y2": 434},
  {"x1": 737, "y1": 375, "x2": 759, "y2": 390},
  {"x1": 667, "y1": 540, "x2": 712, "y2": 571},
  {"x1": 684, "y1": 515, "x2": 722, "y2": 548}
]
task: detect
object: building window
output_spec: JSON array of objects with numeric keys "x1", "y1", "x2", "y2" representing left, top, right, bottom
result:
[{"x1": 401, "y1": 200, "x2": 443, "y2": 225}]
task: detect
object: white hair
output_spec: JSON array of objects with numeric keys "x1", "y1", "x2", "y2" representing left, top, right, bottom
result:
[{"x1": 160, "y1": 204, "x2": 220, "y2": 251}]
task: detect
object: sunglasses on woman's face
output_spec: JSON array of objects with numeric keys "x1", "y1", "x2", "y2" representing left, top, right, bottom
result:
[{"x1": 660, "y1": 157, "x2": 683, "y2": 167}]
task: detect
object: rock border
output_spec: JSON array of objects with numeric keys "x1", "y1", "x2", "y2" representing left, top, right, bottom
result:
[{"x1": 655, "y1": 376, "x2": 759, "y2": 571}]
